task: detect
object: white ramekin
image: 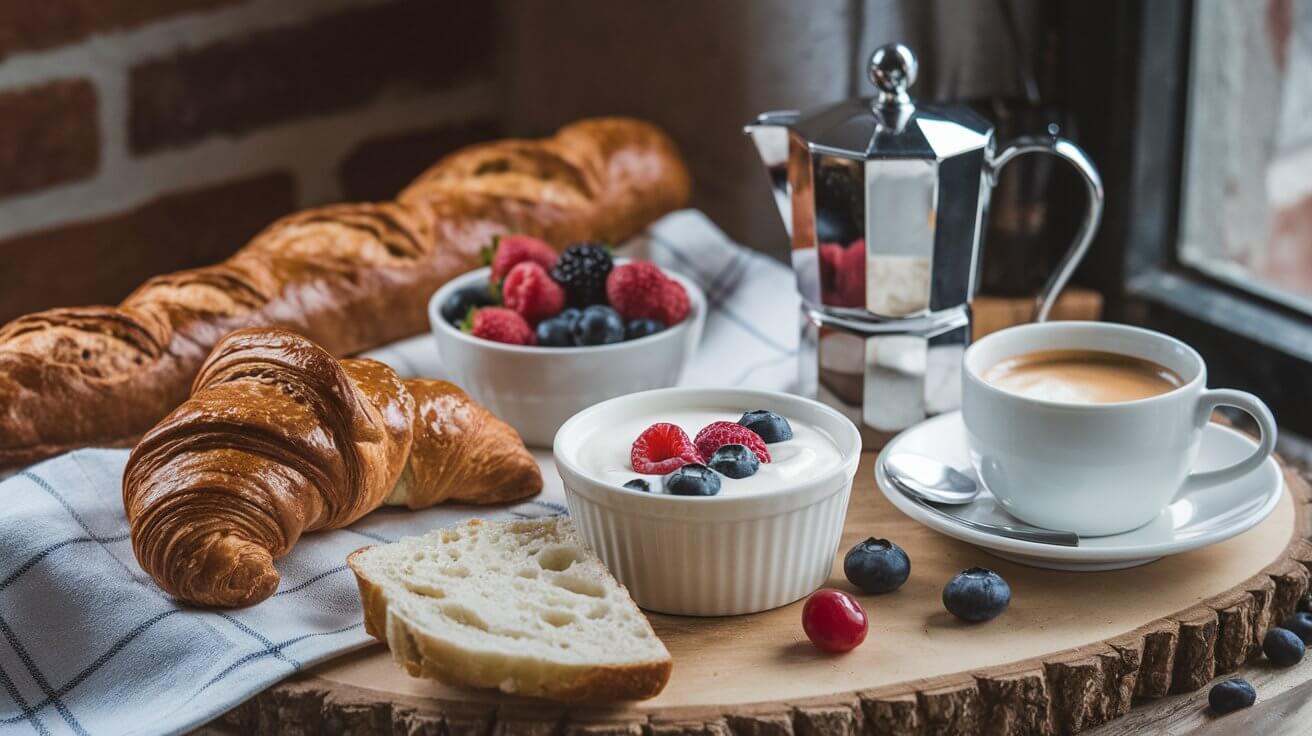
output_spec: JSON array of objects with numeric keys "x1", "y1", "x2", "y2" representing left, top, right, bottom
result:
[
  {"x1": 427, "y1": 264, "x2": 706, "y2": 447},
  {"x1": 553, "y1": 387, "x2": 863, "y2": 616}
]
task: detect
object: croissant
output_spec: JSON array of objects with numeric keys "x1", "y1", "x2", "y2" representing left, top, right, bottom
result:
[
  {"x1": 0, "y1": 117, "x2": 690, "y2": 471},
  {"x1": 122, "y1": 328, "x2": 542, "y2": 608}
]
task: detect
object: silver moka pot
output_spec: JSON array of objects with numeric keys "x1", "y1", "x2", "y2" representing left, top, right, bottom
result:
[{"x1": 745, "y1": 43, "x2": 1104, "y2": 444}]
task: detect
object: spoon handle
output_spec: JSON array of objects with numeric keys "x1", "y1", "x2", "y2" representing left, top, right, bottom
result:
[{"x1": 892, "y1": 479, "x2": 1081, "y2": 547}]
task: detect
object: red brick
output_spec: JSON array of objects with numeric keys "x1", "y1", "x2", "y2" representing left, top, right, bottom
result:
[
  {"x1": 0, "y1": 0, "x2": 239, "y2": 60},
  {"x1": 0, "y1": 79, "x2": 98, "y2": 197},
  {"x1": 0, "y1": 172, "x2": 295, "y2": 324},
  {"x1": 338, "y1": 119, "x2": 500, "y2": 202},
  {"x1": 128, "y1": 0, "x2": 495, "y2": 154}
]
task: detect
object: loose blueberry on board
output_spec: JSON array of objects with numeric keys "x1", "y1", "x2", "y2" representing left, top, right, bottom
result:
[
  {"x1": 1263, "y1": 627, "x2": 1305, "y2": 667},
  {"x1": 707, "y1": 444, "x2": 760, "y2": 479},
  {"x1": 1207, "y1": 678, "x2": 1256, "y2": 714},
  {"x1": 623, "y1": 479, "x2": 652, "y2": 493},
  {"x1": 625, "y1": 318, "x2": 666, "y2": 340},
  {"x1": 738, "y1": 410, "x2": 794, "y2": 443},
  {"x1": 441, "y1": 284, "x2": 495, "y2": 325},
  {"x1": 552, "y1": 243, "x2": 614, "y2": 307},
  {"x1": 942, "y1": 567, "x2": 1011, "y2": 622},
  {"x1": 664, "y1": 464, "x2": 722, "y2": 496},
  {"x1": 572, "y1": 305, "x2": 625, "y2": 346},
  {"x1": 801, "y1": 589, "x2": 868, "y2": 653},
  {"x1": 844, "y1": 538, "x2": 911, "y2": 594},
  {"x1": 535, "y1": 316, "x2": 575, "y2": 347},
  {"x1": 1281, "y1": 612, "x2": 1312, "y2": 645}
]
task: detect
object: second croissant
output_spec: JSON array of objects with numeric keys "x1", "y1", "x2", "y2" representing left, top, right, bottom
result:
[{"x1": 123, "y1": 328, "x2": 542, "y2": 608}]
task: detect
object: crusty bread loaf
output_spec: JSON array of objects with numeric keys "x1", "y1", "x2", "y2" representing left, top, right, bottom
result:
[
  {"x1": 0, "y1": 118, "x2": 691, "y2": 471},
  {"x1": 348, "y1": 518, "x2": 672, "y2": 701}
]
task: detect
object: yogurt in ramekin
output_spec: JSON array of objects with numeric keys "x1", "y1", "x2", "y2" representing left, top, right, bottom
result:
[
  {"x1": 554, "y1": 387, "x2": 862, "y2": 616},
  {"x1": 577, "y1": 409, "x2": 843, "y2": 496}
]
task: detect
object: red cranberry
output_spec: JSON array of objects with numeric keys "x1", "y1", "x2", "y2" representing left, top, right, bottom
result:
[{"x1": 802, "y1": 589, "x2": 868, "y2": 653}]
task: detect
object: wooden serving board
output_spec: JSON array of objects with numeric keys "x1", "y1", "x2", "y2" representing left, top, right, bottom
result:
[{"x1": 222, "y1": 450, "x2": 1311, "y2": 736}]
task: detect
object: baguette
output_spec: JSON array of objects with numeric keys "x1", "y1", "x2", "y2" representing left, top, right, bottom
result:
[
  {"x1": 0, "y1": 118, "x2": 691, "y2": 471},
  {"x1": 348, "y1": 518, "x2": 672, "y2": 701}
]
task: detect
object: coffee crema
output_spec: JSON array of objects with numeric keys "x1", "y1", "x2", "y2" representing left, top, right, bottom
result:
[{"x1": 983, "y1": 349, "x2": 1184, "y2": 404}]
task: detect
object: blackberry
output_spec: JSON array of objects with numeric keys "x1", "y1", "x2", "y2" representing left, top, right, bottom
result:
[{"x1": 552, "y1": 243, "x2": 613, "y2": 307}]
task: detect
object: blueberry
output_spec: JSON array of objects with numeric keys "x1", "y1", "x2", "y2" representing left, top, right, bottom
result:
[
  {"x1": 1263, "y1": 627, "x2": 1305, "y2": 666},
  {"x1": 556, "y1": 307, "x2": 581, "y2": 328},
  {"x1": 623, "y1": 478, "x2": 652, "y2": 493},
  {"x1": 663, "y1": 463, "x2": 721, "y2": 496},
  {"x1": 1297, "y1": 592, "x2": 1312, "y2": 613},
  {"x1": 738, "y1": 410, "x2": 794, "y2": 443},
  {"x1": 1208, "y1": 677, "x2": 1256, "y2": 714},
  {"x1": 1281, "y1": 612, "x2": 1312, "y2": 645},
  {"x1": 441, "y1": 284, "x2": 495, "y2": 324},
  {"x1": 572, "y1": 305, "x2": 624, "y2": 346},
  {"x1": 844, "y1": 538, "x2": 910, "y2": 594},
  {"x1": 625, "y1": 318, "x2": 666, "y2": 340},
  {"x1": 942, "y1": 567, "x2": 1011, "y2": 622},
  {"x1": 707, "y1": 444, "x2": 759, "y2": 479},
  {"x1": 535, "y1": 316, "x2": 574, "y2": 347}
]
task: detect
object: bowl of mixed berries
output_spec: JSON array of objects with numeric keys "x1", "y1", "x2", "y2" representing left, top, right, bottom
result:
[{"x1": 427, "y1": 234, "x2": 706, "y2": 446}]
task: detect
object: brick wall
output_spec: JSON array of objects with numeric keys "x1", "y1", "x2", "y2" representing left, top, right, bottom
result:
[{"x1": 0, "y1": 0, "x2": 500, "y2": 324}]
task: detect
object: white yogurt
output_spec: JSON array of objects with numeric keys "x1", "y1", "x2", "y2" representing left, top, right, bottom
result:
[{"x1": 573, "y1": 408, "x2": 843, "y2": 496}]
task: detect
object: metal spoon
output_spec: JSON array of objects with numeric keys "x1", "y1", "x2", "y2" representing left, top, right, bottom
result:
[
  {"x1": 885, "y1": 453, "x2": 980, "y2": 504},
  {"x1": 882, "y1": 453, "x2": 1080, "y2": 547}
]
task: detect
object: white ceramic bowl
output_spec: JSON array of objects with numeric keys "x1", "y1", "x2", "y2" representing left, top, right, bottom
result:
[
  {"x1": 553, "y1": 387, "x2": 862, "y2": 616},
  {"x1": 427, "y1": 264, "x2": 706, "y2": 447}
]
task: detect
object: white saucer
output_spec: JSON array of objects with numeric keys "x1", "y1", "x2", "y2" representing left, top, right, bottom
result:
[{"x1": 875, "y1": 412, "x2": 1284, "y2": 571}]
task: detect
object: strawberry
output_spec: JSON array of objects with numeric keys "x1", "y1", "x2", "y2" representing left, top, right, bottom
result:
[
  {"x1": 486, "y1": 234, "x2": 558, "y2": 283},
  {"x1": 464, "y1": 307, "x2": 535, "y2": 345},
  {"x1": 631, "y1": 423, "x2": 703, "y2": 475},
  {"x1": 606, "y1": 262, "x2": 691, "y2": 325},
  {"x1": 693, "y1": 421, "x2": 770, "y2": 464},
  {"x1": 502, "y1": 262, "x2": 566, "y2": 324}
]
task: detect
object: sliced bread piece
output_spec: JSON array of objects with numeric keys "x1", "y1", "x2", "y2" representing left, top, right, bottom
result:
[{"x1": 347, "y1": 517, "x2": 672, "y2": 700}]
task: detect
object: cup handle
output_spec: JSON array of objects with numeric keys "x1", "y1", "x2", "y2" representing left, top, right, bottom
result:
[
  {"x1": 1177, "y1": 389, "x2": 1278, "y2": 496},
  {"x1": 988, "y1": 132, "x2": 1105, "y2": 322}
]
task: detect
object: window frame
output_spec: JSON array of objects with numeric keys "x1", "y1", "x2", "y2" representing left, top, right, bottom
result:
[{"x1": 1066, "y1": 0, "x2": 1312, "y2": 435}]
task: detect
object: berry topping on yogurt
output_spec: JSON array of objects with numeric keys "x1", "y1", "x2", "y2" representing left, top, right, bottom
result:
[
  {"x1": 599, "y1": 409, "x2": 840, "y2": 497},
  {"x1": 694, "y1": 421, "x2": 770, "y2": 464},
  {"x1": 631, "y1": 423, "x2": 702, "y2": 475}
]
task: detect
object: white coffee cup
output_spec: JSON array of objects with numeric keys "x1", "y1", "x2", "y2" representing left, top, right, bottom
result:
[{"x1": 962, "y1": 321, "x2": 1277, "y2": 537}]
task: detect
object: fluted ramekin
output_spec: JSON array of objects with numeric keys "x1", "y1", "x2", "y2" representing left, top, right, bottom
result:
[{"x1": 553, "y1": 387, "x2": 862, "y2": 616}]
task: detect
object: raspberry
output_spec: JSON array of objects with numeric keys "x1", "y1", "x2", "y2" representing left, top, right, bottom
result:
[
  {"x1": 487, "y1": 234, "x2": 558, "y2": 283},
  {"x1": 631, "y1": 423, "x2": 703, "y2": 475},
  {"x1": 465, "y1": 307, "x2": 535, "y2": 345},
  {"x1": 694, "y1": 421, "x2": 770, "y2": 464},
  {"x1": 659, "y1": 279, "x2": 690, "y2": 324},
  {"x1": 503, "y1": 262, "x2": 566, "y2": 324},
  {"x1": 606, "y1": 262, "x2": 690, "y2": 325}
]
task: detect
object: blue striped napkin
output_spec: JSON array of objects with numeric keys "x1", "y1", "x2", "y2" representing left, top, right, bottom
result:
[{"x1": 0, "y1": 210, "x2": 800, "y2": 736}]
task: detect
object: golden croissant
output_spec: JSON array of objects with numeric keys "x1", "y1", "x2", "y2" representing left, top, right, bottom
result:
[{"x1": 123, "y1": 328, "x2": 541, "y2": 608}]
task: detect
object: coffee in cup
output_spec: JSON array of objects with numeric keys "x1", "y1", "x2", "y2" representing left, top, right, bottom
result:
[
  {"x1": 982, "y1": 349, "x2": 1183, "y2": 404},
  {"x1": 962, "y1": 322, "x2": 1276, "y2": 537}
]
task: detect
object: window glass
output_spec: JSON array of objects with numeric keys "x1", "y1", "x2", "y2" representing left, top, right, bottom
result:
[{"x1": 1179, "y1": 0, "x2": 1312, "y2": 313}]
